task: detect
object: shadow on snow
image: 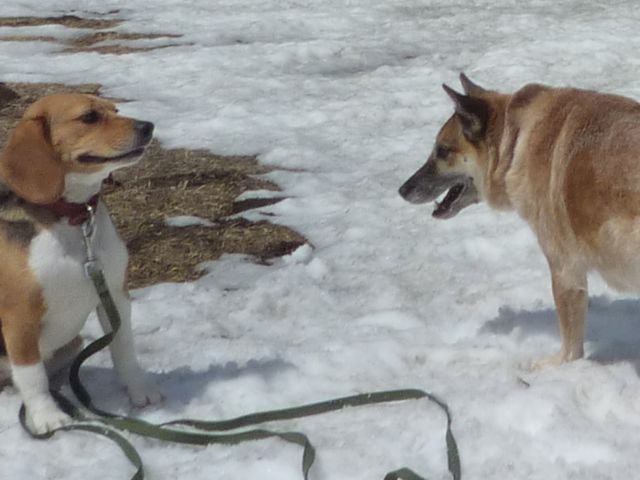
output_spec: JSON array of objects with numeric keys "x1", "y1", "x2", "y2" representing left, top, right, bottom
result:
[
  {"x1": 481, "y1": 295, "x2": 640, "y2": 374},
  {"x1": 61, "y1": 357, "x2": 295, "y2": 415}
]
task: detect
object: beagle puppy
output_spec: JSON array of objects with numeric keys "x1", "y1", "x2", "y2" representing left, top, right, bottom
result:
[{"x1": 0, "y1": 94, "x2": 161, "y2": 434}]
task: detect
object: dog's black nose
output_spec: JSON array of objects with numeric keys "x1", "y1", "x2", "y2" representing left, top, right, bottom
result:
[{"x1": 135, "y1": 120, "x2": 154, "y2": 144}]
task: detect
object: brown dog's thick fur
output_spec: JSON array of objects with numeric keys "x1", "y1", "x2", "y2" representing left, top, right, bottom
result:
[{"x1": 400, "y1": 74, "x2": 640, "y2": 367}]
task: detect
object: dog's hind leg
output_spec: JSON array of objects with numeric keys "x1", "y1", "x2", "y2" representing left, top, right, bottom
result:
[
  {"x1": 0, "y1": 335, "x2": 82, "y2": 389},
  {"x1": 0, "y1": 356, "x2": 10, "y2": 388},
  {"x1": 2, "y1": 305, "x2": 72, "y2": 433},
  {"x1": 0, "y1": 330, "x2": 9, "y2": 387},
  {"x1": 532, "y1": 262, "x2": 587, "y2": 370}
]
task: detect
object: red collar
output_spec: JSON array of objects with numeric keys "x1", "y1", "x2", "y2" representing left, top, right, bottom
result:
[{"x1": 43, "y1": 195, "x2": 100, "y2": 226}]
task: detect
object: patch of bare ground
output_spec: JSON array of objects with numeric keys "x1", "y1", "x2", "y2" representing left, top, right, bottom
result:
[
  {"x1": 0, "y1": 83, "x2": 306, "y2": 288},
  {"x1": 0, "y1": 15, "x2": 186, "y2": 54},
  {"x1": 65, "y1": 43, "x2": 184, "y2": 55},
  {"x1": 0, "y1": 35, "x2": 59, "y2": 43},
  {"x1": 67, "y1": 31, "x2": 187, "y2": 54},
  {"x1": 0, "y1": 15, "x2": 120, "y2": 29}
]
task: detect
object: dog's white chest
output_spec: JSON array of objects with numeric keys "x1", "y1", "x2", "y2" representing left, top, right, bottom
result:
[{"x1": 28, "y1": 204, "x2": 127, "y2": 357}]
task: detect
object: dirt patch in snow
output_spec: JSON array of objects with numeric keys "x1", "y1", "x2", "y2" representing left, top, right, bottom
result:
[{"x1": 0, "y1": 14, "x2": 186, "y2": 54}]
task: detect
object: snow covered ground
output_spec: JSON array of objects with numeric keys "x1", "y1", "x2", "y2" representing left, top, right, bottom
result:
[{"x1": 2, "y1": 1, "x2": 640, "y2": 479}]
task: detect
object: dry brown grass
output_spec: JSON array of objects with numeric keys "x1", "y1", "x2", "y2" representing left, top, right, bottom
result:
[
  {"x1": 0, "y1": 15, "x2": 185, "y2": 54},
  {"x1": 72, "y1": 31, "x2": 179, "y2": 47},
  {"x1": 0, "y1": 83, "x2": 306, "y2": 287},
  {"x1": 0, "y1": 15, "x2": 120, "y2": 29},
  {"x1": 65, "y1": 31, "x2": 188, "y2": 54},
  {"x1": 0, "y1": 35, "x2": 59, "y2": 43}
]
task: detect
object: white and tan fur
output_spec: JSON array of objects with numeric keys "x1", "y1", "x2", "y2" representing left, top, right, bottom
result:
[
  {"x1": 399, "y1": 74, "x2": 640, "y2": 368},
  {"x1": 0, "y1": 94, "x2": 160, "y2": 434}
]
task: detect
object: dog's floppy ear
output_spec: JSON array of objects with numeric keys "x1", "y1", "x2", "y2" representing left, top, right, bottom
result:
[
  {"x1": 0, "y1": 116, "x2": 64, "y2": 204},
  {"x1": 459, "y1": 73, "x2": 486, "y2": 97},
  {"x1": 442, "y1": 83, "x2": 489, "y2": 143}
]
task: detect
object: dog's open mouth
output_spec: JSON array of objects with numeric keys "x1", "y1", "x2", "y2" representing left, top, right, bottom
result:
[
  {"x1": 78, "y1": 147, "x2": 146, "y2": 164},
  {"x1": 399, "y1": 166, "x2": 479, "y2": 218},
  {"x1": 432, "y1": 180, "x2": 478, "y2": 219},
  {"x1": 433, "y1": 183, "x2": 464, "y2": 218}
]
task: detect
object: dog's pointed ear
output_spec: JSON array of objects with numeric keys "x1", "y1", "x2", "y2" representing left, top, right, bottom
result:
[
  {"x1": 459, "y1": 73, "x2": 486, "y2": 97},
  {"x1": 442, "y1": 83, "x2": 489, "y2": 143},
  {"x1": 0, "y1": 117, "x2": 64, "y2": 204}
]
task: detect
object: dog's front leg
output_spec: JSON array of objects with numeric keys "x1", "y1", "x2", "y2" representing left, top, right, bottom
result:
[
  {"x1": 533, "y1": 264, "x2": 587, "y2": 369},
  {"x1": 3, "y1": 310, "x2": 71, "y2": 434},
  {"x1": 96, "y1": 291, "x2": 161, "y2": 407}
]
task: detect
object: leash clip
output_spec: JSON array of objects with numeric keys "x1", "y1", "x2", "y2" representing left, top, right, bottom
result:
[{"x1": 81, "y1": 204, "x2": 102, "y2": 278}]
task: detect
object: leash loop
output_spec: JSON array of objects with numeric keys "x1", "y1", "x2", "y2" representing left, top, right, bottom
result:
[{"x1": 17, "y1": 205, "x2": 461, "y2": 480}]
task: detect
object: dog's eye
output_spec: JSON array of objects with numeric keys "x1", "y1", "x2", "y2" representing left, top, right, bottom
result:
[
  {"x1": 79, "y1": 110, "x2": 101, "y2": 124},
  {"x1": 435, "y1": 145, "x2": 450, "y2": 159}
]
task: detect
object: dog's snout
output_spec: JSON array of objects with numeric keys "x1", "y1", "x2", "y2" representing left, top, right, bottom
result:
[
  {"x1": 398, "y1": 161, "x2": 443, "y2": 204},
  {"x1": 135, "y1": 120, "x2": 154, "y2": 144},
  {"x1": 399, "y1": 178, "x2": 425, "y2": 204},
  {"x1": 398, "y1": 180, "x2": 413, "y2": 200}
]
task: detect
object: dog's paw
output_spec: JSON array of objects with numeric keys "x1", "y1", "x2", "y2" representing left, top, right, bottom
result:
[
  {"x1": 26, "y1": 402, "x2": 72, "y2": 435},
  {"x1": 127, "y1": 374, "x2": 162, "y2": 407},
  {"x1": 529, "y1": 349, "x2": 583, "y2": 371},
  {"x1": 530, "y1": 352, "x2": 566, "y2": 371}
]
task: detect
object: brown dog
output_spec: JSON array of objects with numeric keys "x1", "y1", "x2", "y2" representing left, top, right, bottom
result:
[
  {"x1": 0, "y1": 94, "x2": 160, "y2": 433},
  {"x1": 399, "y1": 74, "x2": 640, "y2": 368}
]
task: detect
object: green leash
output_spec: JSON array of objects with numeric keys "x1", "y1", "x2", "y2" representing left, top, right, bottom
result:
[{"x1": 18, "y1": 205, "x2": 461, "y2": 480}]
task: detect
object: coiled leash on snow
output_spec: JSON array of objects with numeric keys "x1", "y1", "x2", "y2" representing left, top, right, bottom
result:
[{"x1": 18, "y1": 204, "x2": 461, "y2": 480}]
